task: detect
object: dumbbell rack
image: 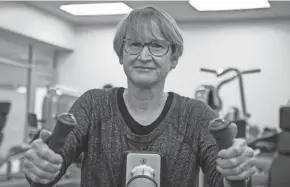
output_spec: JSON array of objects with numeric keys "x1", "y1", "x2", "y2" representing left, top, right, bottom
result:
[{"x1": 268, "y1": 103, "x2": 290, "y2": 187}]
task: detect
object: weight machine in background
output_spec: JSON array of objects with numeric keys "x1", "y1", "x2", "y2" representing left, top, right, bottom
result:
[
  {"x1": 0, "y1": 87, "x2": 80, "y2": 186},
  {"x1": 195, "y1": 67, "x2": 261, "y2": 138},
  {"x1": 195, "y1": 68, "x2": 290, "y2": 187}
]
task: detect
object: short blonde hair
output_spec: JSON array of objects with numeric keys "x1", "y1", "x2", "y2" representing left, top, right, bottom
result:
[{"x1": 113, "y1": 6, "x2": 183, "y2": 60}]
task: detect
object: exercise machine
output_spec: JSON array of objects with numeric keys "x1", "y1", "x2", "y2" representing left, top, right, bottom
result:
[
  {"x1": 0, "y1": 102, "x2": 11, "y2": 149},
  {"x1": 41, "y1": 88, "x2": 79, "y2": 132},
  {"x1": 209, "y1": 118, "x2": 248, "y2": 187},
  {"x1": 248, "y1": 128, "x2": 278, "y2": 187},
  {"x1": 195, "y1": 67, "x2": 261, "y2": 138},
  {"x1": 102, "y1": 83, "x2": 114, "y2": 89},
  {"x1": 196, "y1": 67, "x2": 261, "y2": 119},
  {"x1": 268, "y1": 101, "x2": 290, "y2": 187},
  {"x1": 195, "y1": 67, "x2": 260, "y2": 187},
  {"x1": 0, "y1": 101, "x2": 13, "y2": 180},
  {"x1": 26, "y1": 114, "x2": 250, "y2": 187},
  {"x1": 239, "y1": 101, "x2": 290, "y2": 187},
  {"x1": 0, "y1": 88, "x2": 81, "y2": 186}
]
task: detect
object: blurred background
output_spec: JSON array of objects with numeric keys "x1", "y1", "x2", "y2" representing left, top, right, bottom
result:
[{"x1": 0, "y1": 1, "x2": 289, "y2": 187}]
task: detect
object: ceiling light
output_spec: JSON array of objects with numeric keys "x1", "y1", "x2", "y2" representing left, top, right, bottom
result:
[
  {"x1": 60, "y1": 2, "x2": 132, "y2": 16},
  {"x1": 189, "y1": 0, "x2": 271, "y2": 11}
]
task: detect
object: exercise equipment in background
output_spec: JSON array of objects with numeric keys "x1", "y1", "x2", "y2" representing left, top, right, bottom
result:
[
  {"x1": 268, "y1": 102, "x2": 290, "y2": 187},
  {"x1": 102, "y1": 83, "x2": 114, "y2": 89},
  {"x1": 245, "y1": 101, "x2": 290, "y2": 187},
  {"x1": 196, "y1": 67, "x2": 260, "y2": 187},
  {"x1": 0, "y1": 102, "x2": 11, "y2": 149},
  {"x1": 41, "y1": 88, "x2": 79, "y2": 132},
  {"x1": 247, "y1": 127, "x2": 278, "y2": 187},
  {"x1": 248, "y1": 127, "x2": 278, "y2": 153},
  {"x1": 0, "y1": 102, "x2": 17, "y2": 181},
  {"x1": 195, "y1": 67, "x2": 261, "y2": 138},
  {"x1": 0, "y1": 102, "x2": 37, "y2": 181},
  {"x1": 0, "y1": 88, "x2": 81, "y2": 184}
]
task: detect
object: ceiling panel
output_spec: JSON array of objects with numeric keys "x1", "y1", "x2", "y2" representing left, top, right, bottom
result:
[{"x1": 24, "y1": 1, "x2": 290, "y2": 25}]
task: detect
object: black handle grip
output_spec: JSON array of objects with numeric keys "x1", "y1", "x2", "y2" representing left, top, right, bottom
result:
[
  {"x1": 200, "y1": 68, "x2": 216, "y2": 74},
  {"x1": 209, "y1": 118, "x2": 246, "y2": 187},
  {"x1": 47, "y1": 113, "x2": 77, "y2": 152},
  {"x1": 30, "y1": 113, "x2": 77, "y2": 187}
]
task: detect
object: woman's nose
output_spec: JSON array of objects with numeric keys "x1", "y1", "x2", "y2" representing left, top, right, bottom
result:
[{"x1": 138, "y1": 46, "x2": 152, "y2": 61}]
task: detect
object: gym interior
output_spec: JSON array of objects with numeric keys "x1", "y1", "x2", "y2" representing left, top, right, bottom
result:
[{"x1": 0, "y1": 1, "x2": 290, "y2": 187}]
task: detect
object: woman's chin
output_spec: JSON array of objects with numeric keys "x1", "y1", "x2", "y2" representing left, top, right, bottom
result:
[{"x1": 131, "y1": 77, "x2": 157, "y2": 88}]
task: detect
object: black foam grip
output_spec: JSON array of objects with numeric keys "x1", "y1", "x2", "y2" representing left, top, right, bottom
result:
[
  {"x1": 46, "y1": 113, "x2": 77, "y2": 153},
  {"x1": 30, "y1": 113, "x2": 77, "y2": 187},
  {"x1": 209, "y1": 118, "x2": 246, "y2": 187}
]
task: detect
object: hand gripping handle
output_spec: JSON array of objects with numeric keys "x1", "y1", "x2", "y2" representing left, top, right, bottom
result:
[
  {"x1": 30, "y1": 113, "x2": 77, "y2": 187},
  {"x1": 209, "y1": 118, "x2": 246, "y2": 187}
]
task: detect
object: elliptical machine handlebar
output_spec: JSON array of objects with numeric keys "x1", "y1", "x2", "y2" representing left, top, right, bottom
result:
[
  {"x1": 200, "y1": 68, "x2": 261, "y2": 76},
  {"x1": 217, "y1": 69, "x2": 261, "y2": 91},
  {"x1": 200, "y1": 67, "x2": 261, "y2": 120},
  {"x1": 242, "y1": 69, "x2": 261, "y2": 74},
  {"x1": 200, "y1": 68, "x2": 217, "y2": 74},
  {"x1": 216, "y1": 68, "x2": 261, "y2": 77}
]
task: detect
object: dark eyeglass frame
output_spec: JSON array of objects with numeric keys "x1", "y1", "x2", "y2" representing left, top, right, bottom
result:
[{"x1": 123, "y1": 38, "x2": 172, "y2": 57}]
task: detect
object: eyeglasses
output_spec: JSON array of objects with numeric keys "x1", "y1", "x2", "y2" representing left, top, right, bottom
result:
[{"x1": 124, "y1": 39, "x2": 171, "y2": 57}]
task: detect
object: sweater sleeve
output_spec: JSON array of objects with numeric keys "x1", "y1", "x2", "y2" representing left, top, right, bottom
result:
[
  {"x1": 56, "y1": 90, "x2": 93, "y2": 179},
  {"x1": 197, "y1": 103, "x2": 225, "y2": 187},
  {"x1": 26, "y1": 89, "x2": 94, "y2": 186}
]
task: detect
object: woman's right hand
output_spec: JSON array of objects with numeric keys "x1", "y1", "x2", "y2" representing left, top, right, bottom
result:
[{"x1": 23, "y1": 129, "x2": 63, "y2": 184}]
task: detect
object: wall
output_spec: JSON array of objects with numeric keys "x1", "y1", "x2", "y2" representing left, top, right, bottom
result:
[
  {"x1": 0, "y1": 2, "x2": 75, "y2": 50},
  {"x1": 180, "y1": 20, "x2": 290, "y2": 128},
  {"x1": 0, "y1": 2, "x2": 76, "y2": 154},
  {"x1": 58, "y1": 19, "x2": 290, "y2": 128},
  {"x1": 57, "y1": 25, "x2": 124, "y2": 90}
]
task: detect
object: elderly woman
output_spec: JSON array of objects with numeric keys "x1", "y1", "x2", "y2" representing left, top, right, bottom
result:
[{"x1": 23, "y1": 6, "x2": 256, "y2": 187}]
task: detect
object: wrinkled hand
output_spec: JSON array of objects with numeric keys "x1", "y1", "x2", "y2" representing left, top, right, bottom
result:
[
  {"x1": 22, "y1": 129, "x2": 63, "y2": 184},
  {"x1": 216, "y1": 138, "x2": 257, "y2": 181}
]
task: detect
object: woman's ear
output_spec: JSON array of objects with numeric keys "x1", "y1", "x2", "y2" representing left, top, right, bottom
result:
[
  {"x1": 171, "y1": 59, "x2": 178, "y2": 70},
  {"x1": 119, "y1": 56, "x2": 123, "y2": 65}
]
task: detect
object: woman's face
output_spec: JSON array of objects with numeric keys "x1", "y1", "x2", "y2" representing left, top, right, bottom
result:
[{"x1": 121, "y1": 22, "x2": 177, "y2": 88}]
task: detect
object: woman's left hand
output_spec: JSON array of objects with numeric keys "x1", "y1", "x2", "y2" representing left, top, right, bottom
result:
[{"x1": 216, "y1": 138, "x2": 257, "y2": 181}]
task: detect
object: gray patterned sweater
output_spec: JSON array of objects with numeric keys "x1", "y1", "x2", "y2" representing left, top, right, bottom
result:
[{"x1": 50, "y1": 87, "x2": 224, "y2": 187}]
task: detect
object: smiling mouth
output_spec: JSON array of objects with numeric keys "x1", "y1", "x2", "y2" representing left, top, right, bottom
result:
[{"x1": 135, "y1": 67, "x2": 154, "y2": 69}]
